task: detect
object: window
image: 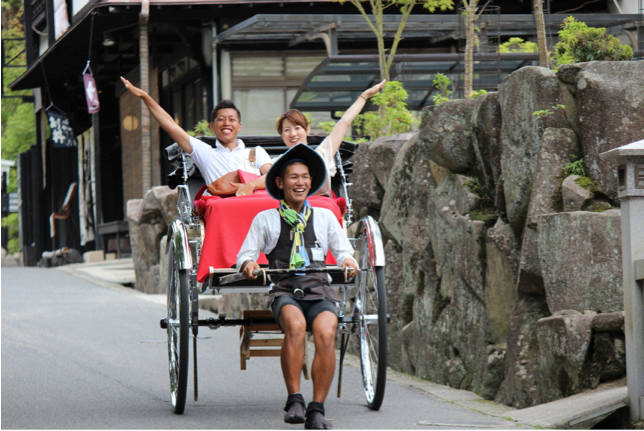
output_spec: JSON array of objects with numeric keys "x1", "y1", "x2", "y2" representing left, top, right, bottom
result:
[{"x1": 230, "y1": 53, "x2": 334, "y2": 135}]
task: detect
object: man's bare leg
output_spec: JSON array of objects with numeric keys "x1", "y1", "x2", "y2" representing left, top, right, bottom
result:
[
  {"x1": 306, "y1": 310, "x2": 337, "y2": 429},
  {"x1": 279, "y1": 304, "x2": 307, "y2": 394},
  {"x1": 310, "y1": 311, "x2": 338, "y2": 402}
]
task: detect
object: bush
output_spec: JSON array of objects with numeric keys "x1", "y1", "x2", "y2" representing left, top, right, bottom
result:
[
  {"x1": 432, "y1": 73, "x2": 452, "y2": 105},
  {"x1": 552, "y1": 17, "x2": 633, "y2": 69}
]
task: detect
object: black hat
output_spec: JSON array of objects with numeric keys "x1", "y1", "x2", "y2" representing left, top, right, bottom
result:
[{"x1": 266, "y1": 143, "x2": 327, "y2": 200}]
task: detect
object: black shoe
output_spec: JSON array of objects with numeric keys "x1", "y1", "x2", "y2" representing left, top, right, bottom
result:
[
  {"x1": 305, "y1": 402, "x2": 333, "y2": 430},
  {"x1": 283, "y1": 393, "x2": 306, "y2": 424}
]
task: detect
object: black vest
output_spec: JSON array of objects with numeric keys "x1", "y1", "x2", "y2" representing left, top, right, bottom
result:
[{"x1": 266, "y1": 208, "x2": 340, "y2": 304}]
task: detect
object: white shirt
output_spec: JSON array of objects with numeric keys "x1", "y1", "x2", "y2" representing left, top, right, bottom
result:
[
  {"x1": 188, "y1": 136, "x2": 272, "y2": 185},
  {"x1": 236, "y1": 206, "x2": 357, "y2": 271},
  {"x1": 272, "y1": 136, "x2": 337, "y2": 191}
]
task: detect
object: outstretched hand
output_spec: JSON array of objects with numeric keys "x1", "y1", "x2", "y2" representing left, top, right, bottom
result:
[
  {"x1": 362, "y1": 79, "x2": 387, "y2": 100},
  {"x1": 120, "y1": 76, "x2": 147, "y2": 98}
]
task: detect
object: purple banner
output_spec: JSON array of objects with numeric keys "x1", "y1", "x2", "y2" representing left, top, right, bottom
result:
[{"x1": 83, "y1": 74, "x2": 100, "y2": 114}]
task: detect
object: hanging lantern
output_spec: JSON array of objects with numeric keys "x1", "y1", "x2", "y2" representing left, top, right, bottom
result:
[{"x1": 83, "y1": 61, "x2": 100, "y2": 114}]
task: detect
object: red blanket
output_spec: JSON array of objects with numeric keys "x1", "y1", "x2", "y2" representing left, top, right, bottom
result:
[{"x1": 196, "y1": 189, "x2": 343, "y2": 283}]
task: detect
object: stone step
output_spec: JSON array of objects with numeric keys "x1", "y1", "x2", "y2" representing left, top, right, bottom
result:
[{"x1": 505, "y1": 386, "x2": 628, "y2": 429}]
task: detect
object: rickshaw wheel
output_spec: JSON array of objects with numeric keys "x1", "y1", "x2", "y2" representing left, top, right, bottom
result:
[
  {"x1": 356, "y1": 220, "x2": 387, "y2": 411},
  {"x1": 166, "y1": 241, "x2": 190, "y2": 414}
]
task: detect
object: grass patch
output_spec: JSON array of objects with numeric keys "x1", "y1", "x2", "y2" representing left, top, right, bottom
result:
[
  {"x1": 463, "y1": 178, "x2": 484, "y2": 198},
  {"x1": 574, "y1": 175, "x2": 598, "y2": 196},
  {"x1": 586, "y1": 202, "x2": 617, "y2": 212}
]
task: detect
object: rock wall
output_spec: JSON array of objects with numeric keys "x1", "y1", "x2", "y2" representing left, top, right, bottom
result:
[
  {"x1": 350, "y1": 61, "x2": 642, "y2": 408},
  {"x1": 127, "y1": 186, "x2": 178, "y2": 294}
]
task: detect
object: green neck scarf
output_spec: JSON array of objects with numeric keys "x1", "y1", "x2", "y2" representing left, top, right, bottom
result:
[{"x1": 278, "y1": 200, "x2": 311, "y2": 268}]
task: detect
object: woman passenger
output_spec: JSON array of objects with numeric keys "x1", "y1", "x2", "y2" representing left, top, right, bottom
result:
[{"x1": 276, "y1": 80, "x2": 386, "y2": 193}]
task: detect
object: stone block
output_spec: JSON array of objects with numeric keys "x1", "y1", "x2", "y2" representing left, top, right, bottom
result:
[
  {"x1": 587, "y1": 332, "x2": 626, "y2": 385},
  {"x1": 380, "y1": 133, "x2": 436, "y2": 249},
  {"x1": 84, "y1": 250, "x2": 104, "y2": 263},
  {"x1": 479, "y1": 345, "x2": 506, "y2": 401},
  {"x1": 444, "y1": 357, "x2": 468, "y2": 388},
  {"x1": 139, "y1": 188, "x2": 163, "y2": 224},
  {"x1": 151, "y1": 186, "x2": 179, "y2": 226},
  {"x1": 577, "y1": 61, "x2": 644, "y2": 200},
  {"x1": 538, "y1": 210, "x2": 623, "y2": 314},
  {"x1": 472, "y1": 91, "x2": 503, "y2": 186},
  {"x1": 516, "y1": 128, "x2": 579, "y2": 295},
  {"x1": 384, "y1": 240, "x2": 407, "y2": 371},
  {"x1": 591, "y1": 311, "x2": 624, "y2": 332},
  {"x1": 556, "y1": 62, "x2": 589, "y2": 85},
  {"x1": 126, "y1": 199, "x2": 143, "y2": 224},
  {"x1": 348, "y1": 141, "x2": 383, "y2": 221},
  {"x1": 485, "y1": 228, "x2": 518, "y2": 343},
  {"x1": 419, "y1": 99, "x2": 477, "y2": 173},
  {"x1": 496, "y1": 296, "x2": 550, "y2": 408},
  {"x1": 369, "y1": 133, "x2": 415, "y2": 189},
  {"x1": 536, "y1": 312, "x2": 595, "y2": 403},
  {"x1": 499, "y1": 66, "x2": 578, "y2": 233},
  {"x1": 562, "y1": 175, "x2": 592, "y2": 212}
]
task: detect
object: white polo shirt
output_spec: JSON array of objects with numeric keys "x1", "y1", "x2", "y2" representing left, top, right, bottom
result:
[{"x1": 188, "y1": 136, "x2": 272, "y2": 185}]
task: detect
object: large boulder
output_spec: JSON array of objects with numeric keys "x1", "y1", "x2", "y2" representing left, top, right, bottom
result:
[
  {"x1": 499, "y1": 66, "x2": 578, "y2": 233},
  {"x1": 472, "y1": 91, "x2": 503, "y2": 187},
  {"x1": 535, "y1": 311, "x2": 595, "y2": 403},
  {"x1": 347, "y1": 141, "x2": 383, "y2": 221},
  {"x1": 419, "y1": 99, "x2": 477, "y2": 173},
  {"x1": 538, "y1": 210, "x2": 622, "y2": 314},
  {"x1": 562, "y1": 175, "x2": 592, "y2": 212},
  {"x1": 369, "y1": 133, "x2": 415, "y2": 189},
  {"x1": 516, "y1": 128, "x2": 579, "y2": 295},
  {"x1": 576, "y1": 61, "x2": 644, "y2": 199},
  {"x1": 383, "y1": 240, "x2": 408, "y2": 371},
  {"x1": 127, "y1": 186, "x2": 179, "y2": 293},
  {"x1": 380, "y1": 134, "x2": 436, "y2": 249},
  {"x1": 496, "y1": 295, "x2": 550, "y2": 408},
  {"x1": 485, "y1": 219, "x2": 520, "y2": 343}
]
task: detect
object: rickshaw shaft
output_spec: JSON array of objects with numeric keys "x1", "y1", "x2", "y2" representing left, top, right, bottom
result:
[{"x1": 196, "y1": 315, "x2": 358, "y2": 328}]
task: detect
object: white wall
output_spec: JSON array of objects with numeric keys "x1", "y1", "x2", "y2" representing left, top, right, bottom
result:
[{"x1": 73, "y1": 0, "x2": 90, "y2": 16}]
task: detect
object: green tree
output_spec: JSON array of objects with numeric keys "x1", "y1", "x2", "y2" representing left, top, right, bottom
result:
[
  {"x1": 352, "y1": 80, "x2": 416, "y2": 139},
  {"x1": 552, "y1": 16, "x2": 633, "y2": 69},
  {"x1": 2, "y1": 0, "x2": 35, "y2": 253},
  {"x1": 336, "y1": 0, "x2": 454, "y2": 81},
  {"x1": 499, "y1": 37, "x2": 538, "y2": 53}
]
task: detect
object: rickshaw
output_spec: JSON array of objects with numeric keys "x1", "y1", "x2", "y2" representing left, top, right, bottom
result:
[{"x1": 159, "y1": 136, "x2": 388, "y2": 415}]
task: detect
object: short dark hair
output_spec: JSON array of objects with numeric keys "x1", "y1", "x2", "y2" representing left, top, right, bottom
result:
[
  {"x1": 211, "y1": 99, "x2": 241, "y2": 123},
  {"x1": 278, "y1": 160, "x2": 309, "y2": 180}
]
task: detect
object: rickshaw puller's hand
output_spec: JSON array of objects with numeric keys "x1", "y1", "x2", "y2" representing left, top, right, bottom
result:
[
  {"x1": 243, "y1": 261, "x2": 260, "y2": 280},
  {"x1": 342, "y1": 259, "x2": 360, "y2": 278}
]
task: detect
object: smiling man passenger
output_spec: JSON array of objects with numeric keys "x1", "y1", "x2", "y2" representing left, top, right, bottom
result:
[{"x1": 237, "y1": 144, "x2": 359, "y2": 429}]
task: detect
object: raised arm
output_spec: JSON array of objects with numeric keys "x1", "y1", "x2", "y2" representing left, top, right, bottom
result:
[
  {"x1": 328, "y1": 79, "x2": 386, "y2": 154},
  {"x1": 120, "y1": 76, "x2": 192, "y2": 153}
]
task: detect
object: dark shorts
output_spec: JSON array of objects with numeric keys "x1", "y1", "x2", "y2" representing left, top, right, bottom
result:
[{"x1": 270, "y1": 295, "x2": 338, "y2": 332}]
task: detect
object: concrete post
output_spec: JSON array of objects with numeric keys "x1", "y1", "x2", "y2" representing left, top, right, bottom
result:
[{"x1": 600, "y1": 139, "x2": 644, "y2": 423}]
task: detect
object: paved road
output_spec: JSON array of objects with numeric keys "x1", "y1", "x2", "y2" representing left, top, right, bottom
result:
[{"x1": 2, "y1": 267, "x2": 520, "y2": 429}]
